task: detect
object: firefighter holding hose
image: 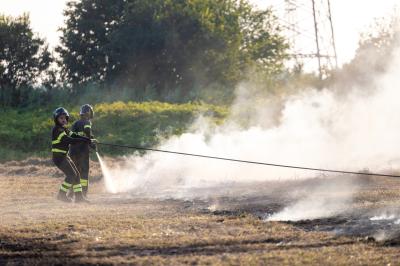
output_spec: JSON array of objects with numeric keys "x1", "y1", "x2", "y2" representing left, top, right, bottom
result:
[
  {"x1": 69, "y1": 104, "x2": 96, "y2": 197},
  {"x1": 52, "y1": 107, "x2": 97, "y2": 203}
]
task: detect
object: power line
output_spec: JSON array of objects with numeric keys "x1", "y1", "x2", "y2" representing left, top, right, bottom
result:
[{"x1": 97, "y1": 142, "x2": 400, "y2": 178}]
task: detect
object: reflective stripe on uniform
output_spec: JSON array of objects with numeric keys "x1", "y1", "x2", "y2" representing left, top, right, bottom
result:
[
  {"x1": 63, "y1": 181, "x2": 72, "y2": 188},
  {"x1": 52, "y1": 148, "x2": 67, "y2": 154},
  {"x1": 84, "y1": 125, "x2": 91, "y2": 129},
  {"x1": 80, "y1": 179, "x2": 88, "y2": 187},
  {"x1": 60, "y1": 181, "x2": 72, "y2": 192},
  {"x1": 73, "y1": 184, "x2": 83, "y2": 192},
  {"x1": 75, "y1": 131, "x2": 85, "y2": 136},
  {"x1": 52, "y1": 131, "x2": 67, "y2": 145}
]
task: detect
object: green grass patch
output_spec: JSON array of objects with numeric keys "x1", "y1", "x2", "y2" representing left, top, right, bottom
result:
[{"x1": 0, "y1": 101, "x2": 228, "y2": 161}]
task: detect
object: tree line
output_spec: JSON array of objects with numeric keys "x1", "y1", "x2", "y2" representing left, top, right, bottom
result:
[{"x1": 0, "y1": 0, "x2": 289, "y2": 107}]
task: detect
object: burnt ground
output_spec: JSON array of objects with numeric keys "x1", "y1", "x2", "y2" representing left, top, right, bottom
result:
[{"x1": 1, "y1": 158, "x2": 400, "y2": 265}]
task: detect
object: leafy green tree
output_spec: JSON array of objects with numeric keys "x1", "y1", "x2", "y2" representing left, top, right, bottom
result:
[
  {"x1": 58, "y1": 0, "x2": 288, "y2": 99},
  {"x1": 0, "y1": 14, "x2": 52, "y2": 107},
  {"x1": 56, "y1": 0, "x2": 125, "y2": 87}
]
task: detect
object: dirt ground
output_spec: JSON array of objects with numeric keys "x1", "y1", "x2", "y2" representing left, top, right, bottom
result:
[{"x1": 1, "y1": 158, "x2": 400, "y2": 265}]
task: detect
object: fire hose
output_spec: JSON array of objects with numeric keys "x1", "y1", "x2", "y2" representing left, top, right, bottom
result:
[{"x1": 97, "y1": 142, "x2": 400, "y2": 178}]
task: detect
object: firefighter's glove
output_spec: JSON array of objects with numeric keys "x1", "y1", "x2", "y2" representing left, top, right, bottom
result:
[
  {"x1": 89, "y1": 142, "x2": 97, "y2": 151},
  {"x1": 89, "y1": 139, "x2": 98, "y2": 151}
]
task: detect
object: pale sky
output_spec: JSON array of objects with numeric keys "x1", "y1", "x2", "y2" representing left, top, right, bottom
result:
[
  {"x1": 0, "y1": 0, "x2": 398, "y2": 65},
  {"x1": 250, "y1": 0, "x2": 399, "y2": 65}
]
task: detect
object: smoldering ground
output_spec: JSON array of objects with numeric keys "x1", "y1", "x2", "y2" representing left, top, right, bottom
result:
[
  {"x1": 91, "y1": 39, "x2": 400, "y2": 243},
  {"x1": 6, "y1": 157, "x2": 400, "y2": 245},
  {"x1": 2, "y1": 156, "x2": 400, "y2": 266}
]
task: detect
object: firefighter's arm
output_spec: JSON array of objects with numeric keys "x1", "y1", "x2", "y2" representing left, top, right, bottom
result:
[
  {"x1": 83, "y1": 122, "x2": 92, "y2": 138},
  {"x1": 60, "y1": 131, "x2": 90, "y2": 145},
  {"x1": 83, "y1": 122, "x2": 97, "y2": 150}
]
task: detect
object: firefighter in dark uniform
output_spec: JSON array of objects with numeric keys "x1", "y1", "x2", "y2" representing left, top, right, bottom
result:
[
  {"x1": 52, "y1": 107, "x2": 93, "y2": 203},
  {"x1": 70, "y1": 104, "x2": 96, "y2": 197}
]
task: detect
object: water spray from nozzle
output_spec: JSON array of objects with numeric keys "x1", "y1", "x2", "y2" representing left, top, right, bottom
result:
[{"x1": 96, "y1": 152, "x2": 117, "y2": 194}]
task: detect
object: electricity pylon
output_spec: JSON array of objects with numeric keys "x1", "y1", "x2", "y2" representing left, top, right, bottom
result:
[{"x1": 280, "y1": 0, "x2": 338, "y2": 79}]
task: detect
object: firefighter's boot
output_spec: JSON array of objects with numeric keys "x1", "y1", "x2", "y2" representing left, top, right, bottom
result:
[
  {"x1": 81, "y1": 179, "x2": 89, "y2": 197},
  {"x1": 57, "y1": 191, "x2": 72, "y2": 203},
  {"x1": 73, "y1": 184, "x2": 89, "y2": 203},
  {"x1": 57, "y1": 181, "x2": 73, "y2": 202},
  {"x1": 75, "y1": 192, "x2": 90, "y2": 203}
]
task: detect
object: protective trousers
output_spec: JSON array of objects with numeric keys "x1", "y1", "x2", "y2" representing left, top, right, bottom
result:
[
  {"x1": 71, "y1": 153, "x2": 89, "y2": 195},
  {"x1": 53, "y1": 156, "x2": 83, "y2": 194}
]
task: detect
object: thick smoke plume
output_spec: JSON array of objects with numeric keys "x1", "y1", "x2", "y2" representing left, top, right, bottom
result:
[{"x1": 98, "y1": 45, "x2": 400, "y2": 221}]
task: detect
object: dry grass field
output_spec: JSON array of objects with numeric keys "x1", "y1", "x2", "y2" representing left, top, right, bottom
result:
[{"x1": 1, "y1": 158, "x2": 400, "y2": 265}]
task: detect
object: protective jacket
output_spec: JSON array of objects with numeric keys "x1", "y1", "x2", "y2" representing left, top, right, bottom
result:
[
  {"x1": 51, "y1": 125, "x2": 90, "y2": 157},
  {"x1": 69, "y1": 119, "x2": 92, "y2": 156}
]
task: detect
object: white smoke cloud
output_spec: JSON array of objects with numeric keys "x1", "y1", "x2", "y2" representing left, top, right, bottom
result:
[
  {"x1": 98, "y1": 44, "x2": 400, "y2": 221},
  {"x1": 267, "y1": 176, "x2": 356, "y2": 221}
]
